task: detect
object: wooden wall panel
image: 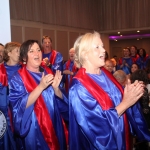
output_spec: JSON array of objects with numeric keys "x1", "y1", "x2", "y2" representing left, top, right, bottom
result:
[
  {"x1": 56, "y1": 31, "x2": 68, "y2": 61},
  {"x1": 69, "y1": 32, "x2": 79, "y2": 49},
  {"x1": 11, "y1": 25, "x2": 22, "y2": 43},
  {"x1": 24, "y1": 27, "x2": 41, "y2": 42}
]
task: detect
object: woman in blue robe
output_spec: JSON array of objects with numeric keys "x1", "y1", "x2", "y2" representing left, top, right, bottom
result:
[
  {"x1": 136, "y1": 48, "x2": 149, "y2": 70},
  {"x1": 118, "y1": 47, "x2": 133, "y2": 75},
  {"x1": 9, "y1": 40, "x2": 68, "y2": 150},
  {"x1": 69, "y1": 32, "x2": 150, "y2": 150},
  {"x1": 0, "y1": 42, "x2": 21, "y2": 150}
]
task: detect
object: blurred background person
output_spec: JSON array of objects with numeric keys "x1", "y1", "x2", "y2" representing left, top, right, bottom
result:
[
  {"x1": 136, "y1": 48, "x2": 149, "y2": 70},
  {"x1": 113, "y1": 70, "x2": 127, "y2": 88},
  {"x1": 131, "y1": 63, "x2": 139, "y2": 74},
  {"x1": 42, "y1": 35, "x2": 63, "y2": 74},
  {"x1": 130, "y1": 45, "x2": 139, "y2": 63},
  {"x1": 104, "y1": 59, "x2": 114, "y2": 74},
  {"x1": 0, "y1": 42, "x2": 21, "y2": 150},
  {"x1": 118, "y1": 47, "x2": 133, "y2": 75},
  {"x1": 63, "y1": 48, "x2": 78, "y2": 93}
]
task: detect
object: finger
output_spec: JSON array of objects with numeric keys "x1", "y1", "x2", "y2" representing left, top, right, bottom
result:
[
  {"x1": 42, "y1": 72, "x2": 45, "y2": 78},
  {"x1": 133, "y1": 80, "x2": 139, "y2": 86}
]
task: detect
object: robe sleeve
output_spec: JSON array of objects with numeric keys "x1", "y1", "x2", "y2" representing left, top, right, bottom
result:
[
  {"x1": 55, "y1": 88, "x2": 69, "y2": 122},
  {"x1": 52, "y1": 52, "x2": 63, "y2": 73},
  {"x1": 69, "y1": 80, "x2": 125, "y2": 150},
  {"x1": 9, "y1": 73, "x2": 34, "y2": 137}
]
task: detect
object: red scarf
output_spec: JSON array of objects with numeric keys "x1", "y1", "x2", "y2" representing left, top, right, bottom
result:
[
  {"x1": 74, "y1": 67, "x2": 131, "y2": 150},
  {"x1": 0, "y1": 63, "x2": 8, "y2": 86},
  {"x1": 18, "y1": 66, "x2": 59, "y2": 150},
  {"x1": 65, "y1": 60, "x2": 77, "y2": 92},
  {"x1": 49, "y1": 50, "x2": 57, "y2": 65}
]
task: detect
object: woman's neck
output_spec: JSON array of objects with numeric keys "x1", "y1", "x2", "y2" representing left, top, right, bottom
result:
[
  {"x1": 6, "y1": 60, "x2": 18, "y2": 66},
  {"x1": 26, "y1": 65, "x2": 40, "y2": 73},
  {"x1": 82, "y1": 64, "x2": 101, "y2": 75}
]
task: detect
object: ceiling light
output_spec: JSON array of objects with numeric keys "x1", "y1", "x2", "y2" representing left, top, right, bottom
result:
[{"x1": 137, "y1": 30, "x2": 140, "y2": 32}]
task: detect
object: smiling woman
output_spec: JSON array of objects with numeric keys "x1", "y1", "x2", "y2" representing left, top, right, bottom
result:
[{"x1": 69, "y1": 31, "x2": 150, "y2": 150}]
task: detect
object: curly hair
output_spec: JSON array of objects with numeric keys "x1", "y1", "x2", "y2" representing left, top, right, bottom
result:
[{"x1": 130, "y1": 69, "x2": 149, "y2": 85}]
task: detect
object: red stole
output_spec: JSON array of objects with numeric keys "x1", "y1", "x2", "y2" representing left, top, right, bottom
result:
[
  {"x1": 0, "y1": 63, "x2": 8, "y2": 86},
  {"x1": 18, "y1": 66, "x2": 59, "y2": 150},
  {"x1": 74, "y1": 67, "x2": 131, "y2": 150},
  {"x1": 49, "y1": 50, "x2": 57, "y2": 65},
  {"x1": 65, "y1": 60, "x2": 77, "y2": 92}
]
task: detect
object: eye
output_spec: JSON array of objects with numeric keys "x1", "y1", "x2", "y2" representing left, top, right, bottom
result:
[
  {"x1": 29, "y1": 50, "x2": 33, "y2": 53},
  {"x1": 38, "y1": 49, "x2": 41, "y2": 52}
]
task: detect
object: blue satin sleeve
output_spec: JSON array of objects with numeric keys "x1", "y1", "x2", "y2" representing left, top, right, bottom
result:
[
  {"x1": 0, "y1": 83, "x2": 7, "y2": 107},
  {"x1": 55, "y1": 88, "x2": 69, "y2": 122},
  {"x1": 9, "y1": 73, "x2": 33, "y2": 137},
  {"x1": 52, "y1": 52, "x2": 63, "y2": 73},
  {"x1": 126, "y1": 102, "x2": 150, "y2": 141},
  {"x1": 69, "y1": 80, "x2": 125, "y2": 150}
]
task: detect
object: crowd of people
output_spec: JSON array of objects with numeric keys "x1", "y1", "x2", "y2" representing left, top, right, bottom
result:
[{"x1": 0, "y1": 32, "x2": 150, "y2": 150}]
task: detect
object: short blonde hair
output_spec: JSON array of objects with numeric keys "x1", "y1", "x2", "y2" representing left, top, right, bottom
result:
[
  {"x1": 3, "y1": 42, "x2": 21, "y2": 62},
  {"x1": 74, "y1": 31, "x2": 100, "y2": 68}
]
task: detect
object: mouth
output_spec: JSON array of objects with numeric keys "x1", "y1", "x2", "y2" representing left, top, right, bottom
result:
[{"x1": 99, "y1": 54, "x2": 105, "y2": 59}]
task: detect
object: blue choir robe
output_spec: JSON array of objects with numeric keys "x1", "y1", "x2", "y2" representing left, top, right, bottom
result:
[
  {"x1": 9, "y1": 68, "x2": 68, "y2": 150},
  {"x1": 136, "y1": 55, "x2": 150, "y2": 70},
  {"x1": 4, "y1": 62, "x2": 21, "y2": 84},
  {"x1": 69, "y1": 69, "x2": 150, "y2": 150},
  {"x1": 63, "y1": 60, "x2": 78, "y2": 93},
  {"x1": 118, "y1": 57, "x2": 133, "y2": 74},
  {"x1": 42, "y1": 50, "x2": 63, "y2": 73},
  {"x1": 0, "y1": 62, "x2": 19, "y2": 150}
]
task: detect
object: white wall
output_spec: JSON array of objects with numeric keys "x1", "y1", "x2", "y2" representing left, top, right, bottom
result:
[{"x1": 0, "y1": 0, "x2": 11, "y2": 45}]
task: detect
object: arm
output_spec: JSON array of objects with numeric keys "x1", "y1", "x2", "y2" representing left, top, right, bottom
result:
[
  {"x1": 26, "y1": 72, "x2": 54, "y2": 108},
  {"x1": 116, "y1": 79, "x2": 144, "y2": 116}
]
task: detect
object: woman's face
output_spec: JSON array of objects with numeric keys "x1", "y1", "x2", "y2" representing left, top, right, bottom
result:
[
  {"x1": 131, "y1": 64, "x2": 138, "y2": 73},
  {"x1": 86, "y1": 36, "x2": 105, "y2": 68},
  {"x1": 8, "y1": 47, "x2": 20, "y2": 64},
  {"x1": 139, "y1": 49, "x2": 143, "y2": 56},
  {"x1": 123, "y1": 49, "x2": 130, "y2": 57},
  {"x1": 26, "y1": 43, "x2": 42, "y2": 69}
]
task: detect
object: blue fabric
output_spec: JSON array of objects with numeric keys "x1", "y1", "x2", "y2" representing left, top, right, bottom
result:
[
  {"x1": 42, "y1": 51, "x2": 63, "y2": 73},
  {"x1": 0, "y1": 63, "x2": 21, "y2": 150},
  {"x1": 4, "y1": 62, "x2": 21, "y2": 84},
  {"x1": 69, "y1": 71, "x2": 150, "y2": 150},
  {"x1": 0, "y1": 83, "x2": 16, "y2": 150},
  {"x1": 118, "y1": 57, "x2": 133, "y2": 74},
  {"x1": 9, "y1": 69, "x2": 68, "y2": 150},
  {"x1": 136, "y1": 56, "x2": 150, "y2": 70},
  {"x1": 63, "y1": 61, "x2": 75, "y2": 87}
]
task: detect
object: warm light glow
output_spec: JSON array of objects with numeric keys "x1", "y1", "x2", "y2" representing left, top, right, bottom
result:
[
  {"x1": 120, "y1": 35, "x2": 122, "y2": 36},
  {"x1": 118, "y1": 32, "x2": 120, "y2": 34},
  {"x1": 137, "y1": 30, "x2": 140, "y2": 32}
]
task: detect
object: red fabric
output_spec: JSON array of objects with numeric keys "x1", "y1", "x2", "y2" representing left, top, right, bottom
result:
[
  {"x1": 0, "y1": 63, "x2": 8, "y2": 86},
  {"x1": 65, "y1": 60, "x2": 77, "y2": 92},
  {"x1": 18, "y1": 66, "x2": 59, "y2": 150},
  {"x1": 49, "y1": 50, "x2": 57, "y2": 65},
  {"x1": 74, "y1": 67, "x2": 131, "y2": 150}
]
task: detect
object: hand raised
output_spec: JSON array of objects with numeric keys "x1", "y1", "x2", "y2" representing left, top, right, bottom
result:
[
  {"x1": 39, "y1": 72, "x2": 54, "y2": 90},
  {"x1": 52, "y1": 70, "x2": 62, "y2": 89},
  {"x1": 122, "y1": 79, "x2": 144, "y2": 108}
]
